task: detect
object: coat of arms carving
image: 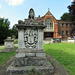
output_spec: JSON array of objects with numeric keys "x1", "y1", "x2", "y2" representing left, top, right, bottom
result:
[{"x1": 24, "y1": 28, "x2": 38, "y2": 48}]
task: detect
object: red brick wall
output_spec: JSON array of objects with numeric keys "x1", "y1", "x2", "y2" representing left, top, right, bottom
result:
[
  {"x1": 58, "y1": 21, "x2": 73, "y2": 40},
  {"x1": 42, "y1": 11, "x2": 59, "y2": 39}
]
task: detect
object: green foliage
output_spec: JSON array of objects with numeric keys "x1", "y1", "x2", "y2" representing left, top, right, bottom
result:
[
  {"x1": 0, "y1": 18, "x2": 10, "y2": 44},
  {"x1": 8, "y1": 25, "x2": 18, "y2": 39},
  {"x1": 60, "y1": 13, "x2": 71, "y2": 21},
  {"x1": 43, "y1": 43, "x2": 75, "y2": 75},
  {"x1": 0, "y1": 52, "x2": 16, "y2": 65},
  {"x1": 14, "y1": 39, "x2": 18, "y2": 44},
  {"x1": 68, "y1": 2, "x2": 75, "y2": 35},
  {"x1": 0, "y1": 18, "x2": 18, "y2": 44},
  {"x1": 68, "y1": 2, "x2": 75, "y2": 22},
  {"x1": 11, "y1": 25, "x2": 18, "y2": 38},
  {"x1": 29, "y1": 67, "x2": 40, "y2": 75},
  {"x1": 37, "y1": 72, "x2": 40, "y2": 75},
  {"x1": 30, "y1": 68, "x2": 36, "y2": 74}
]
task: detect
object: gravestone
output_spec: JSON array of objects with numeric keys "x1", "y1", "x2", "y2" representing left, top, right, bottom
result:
[
  {"x1": 53, "y1": 38, "x2": 61, "y2": 43},
  {"x1": 6, "y1": 8, "x2": 54, "y2": 75},
  {"x1": 67, "y1": 37, "x2": 75, "y2": 43},
  {"x1": 4, "y1": 37, "x2": 14, "y2": 49},
  {"x1": 0, "y1": 37, "x2": 15, "y2": 53}
]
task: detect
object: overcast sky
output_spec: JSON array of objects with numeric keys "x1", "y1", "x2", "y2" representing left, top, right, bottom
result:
[{"x1": 0, "y1": 0, "x2": 71, "y2": 28}]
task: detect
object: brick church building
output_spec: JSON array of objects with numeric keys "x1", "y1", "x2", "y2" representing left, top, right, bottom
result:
[
  {"x1": 36, "y1": 10, "x2": 73, "y2": 40},
  {"x1": 25, "y1": 9, "x2": 73, "y2": 40}
]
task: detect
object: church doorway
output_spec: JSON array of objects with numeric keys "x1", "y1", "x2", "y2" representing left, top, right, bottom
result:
[{"x1": 44, "y1": 32, "x2": 53, "y2": 39}]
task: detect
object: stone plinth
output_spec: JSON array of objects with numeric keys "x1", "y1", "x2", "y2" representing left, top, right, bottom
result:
[
  {"x1": 67, "y1": 38, "x2": 75, "y2": 43},
  {"x1": 0, "y1": 38, "x2": 15, "y2": 52},
  {"x1": 6, "y1": 8, "x2": 54, "y2": 75},
  {"x1": 7, "y1": 64, "x2": 54, "y2": 75},
  {"x1": 4, "y1": 39, "x2": 14, "y2": 49}
]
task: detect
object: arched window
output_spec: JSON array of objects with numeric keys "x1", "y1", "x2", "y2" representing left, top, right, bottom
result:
[{"x1": 45, "y1": 18, "x2": 53, "y2": 30}]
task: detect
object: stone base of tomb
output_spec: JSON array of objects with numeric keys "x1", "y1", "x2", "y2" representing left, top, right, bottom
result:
[
  {"x1": 6, "y1": 49, "x2": 54, "y2": 75},
  {"x1": 0, "y1": 48, "x2": 15, "y2": 53}
]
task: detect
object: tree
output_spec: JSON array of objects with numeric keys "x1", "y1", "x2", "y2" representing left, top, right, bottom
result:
[
  {"x1": 11, "y1": 25, "x2": 18, "y2": 38},
  {"x1": 0, "y1": 18, "x2": 10, "y2": 44},
  {"x1": 68, "y1": 1, "x2": 75, "y2": 35},
  {"x1": 68, "y1": 2, "x2": 75, "y2": 23},
  {"x1": 60, "y1": 13, "x2": 71, "y2": 21}
]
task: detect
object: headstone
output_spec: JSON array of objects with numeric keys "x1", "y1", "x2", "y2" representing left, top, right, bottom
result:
[
  {"x1": 6, "y1": 8, "x2": 54, "y2": 75},
  {"x1": 4, "y1": 37, "x2": 14, "y2": 49},
  {"x1": 68, "y1": 37, "x2": 71, "y2": 40},
  {"x1": 53, "y1": 38, "x2": 61, "y2": 43},
  {"x1": 0, "y1": 37, "x2": 15, "y2": 52},
  {"x1": 67, "y1": 37, "x2": 75, "y2": 43}
]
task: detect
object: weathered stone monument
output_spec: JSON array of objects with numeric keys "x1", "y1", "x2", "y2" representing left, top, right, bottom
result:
[
  {"x1": 0, "y1": 37, "x2": 15, "y2": 53},
  {"x1": 6, "y1": 8, "x2": 54, "y2": 75},
  {"x1": 4, "y1": 37, "x2": 14, "y2": 49}
]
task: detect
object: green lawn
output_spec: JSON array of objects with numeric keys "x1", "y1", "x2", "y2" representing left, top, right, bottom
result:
[
  {"x1": 43, "y1": 43, "x2": 75, "y2": 75},
  {"x1": 0, "y1": 52, "x2": 16, "y2": 65},
  {"x1": 0, "y1": 46, "x2": 17, "y2": 65},
  {"x1": 0, "y1": 43, "x2": 75, "y2": 75},
  {"x1": 0, "y1": 47, "x2": 4, "y2": 50}
]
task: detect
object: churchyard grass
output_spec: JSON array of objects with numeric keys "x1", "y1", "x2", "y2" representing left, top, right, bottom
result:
[
  {"x1": 0, "y1": 52, "x2": 16, "y2": 65},
  {"x1": 43, "y1": 43, "x2": 75, "y2": 75},
  {"x1": 0, "y1": 43, "x2": 75, "y2": 75},
  {"x1": 0, "y1": 47, "x2": 4, "y2": 50},
  {"x1": 0, "y1": 46, "x2": 17, "y2": 65}
]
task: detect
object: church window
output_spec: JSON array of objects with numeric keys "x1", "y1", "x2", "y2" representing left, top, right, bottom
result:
[
  {"x1": 70, "y1": 24, "x2": 72, "y2": 28},
  {"x1": 66, "y1": 23, "x2": 68, "y2": 28},
  {"x1": 66, "y1": 31, "x2": 68, "y2": 36},
  {"x1": 62, "y1": 31, "x2": 64, "y2": 36},
  {"x1": 45, "y1": 18, "x2": 53, "y2": 30},
  {"x1": 62, "y1": 23, "x2": 64, "y2": 27}
]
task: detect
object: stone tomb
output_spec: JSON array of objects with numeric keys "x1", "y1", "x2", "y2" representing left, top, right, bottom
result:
[
  {"x1": 4, "y1": 37, "x2": 14, "y2": 49},
  {"x1": 0, "y1": 37, "x2": 15, "y2": 53},
  {"x1": 6, "y1": 8, "x2": 54, "y2": 75}
]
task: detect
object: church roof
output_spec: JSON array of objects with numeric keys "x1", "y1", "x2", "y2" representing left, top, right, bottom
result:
[{"x1": 43, "y1": 10, "x2": 57, "y2": 20}]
